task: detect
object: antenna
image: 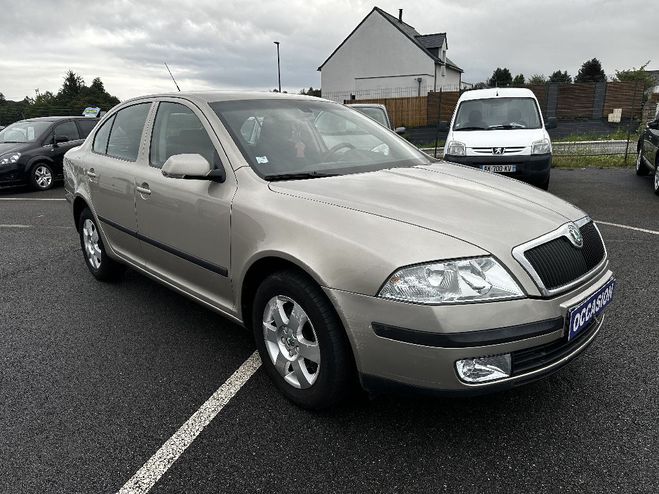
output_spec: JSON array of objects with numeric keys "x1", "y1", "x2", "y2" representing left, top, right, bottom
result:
[{"x1": 164, "y1": 62, "x2": 181, "y2": 92}]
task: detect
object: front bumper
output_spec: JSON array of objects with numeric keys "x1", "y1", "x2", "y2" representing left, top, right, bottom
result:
[
  {"x1": 444, "y1": 153, "x2": 551, "y2": 184},
  {"x1": 324, "y1": 267, "x2": 613, "y2": 395},
  {"x1": 0, "y1": 163, "x2": 28, "y2": 186}
]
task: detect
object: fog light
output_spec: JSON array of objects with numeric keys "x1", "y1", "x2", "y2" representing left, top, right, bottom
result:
[{"x1": 455, "y1": 354, "x2": 511, "y2": 383}]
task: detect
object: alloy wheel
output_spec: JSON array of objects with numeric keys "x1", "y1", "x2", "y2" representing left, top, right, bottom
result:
[
  {"x1": 82, "y1": 219, "x2": 102, "y2": 269},
  {"x1": 34, "y1": 165, "x2": 52, "y2": 189},
  {"x1": 262, "y1": 295, "x2": 320, "y2": 389},
  {"x1": 655, "y1": 171, "x2": 659, "y2": 193},
  {"x1": 636, "y1": 150, "x2": 642, "y2": 171}
]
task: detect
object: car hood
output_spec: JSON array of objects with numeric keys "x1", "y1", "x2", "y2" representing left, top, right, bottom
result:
[
  {"x1": 0, "y1": 142, "x2": 29, "y2": 155},
  {"x1": 269, "y1": 162, "x2": 585, "y2": 255},
  {"x1": 451, "y1": 128, "x2": 547, "y2": 148}
]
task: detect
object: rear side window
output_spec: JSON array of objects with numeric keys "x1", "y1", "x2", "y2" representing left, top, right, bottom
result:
[
  {"x1": 54, "y1": 120, "x2": 80, "y2": 141},
  {"x1": 93, "y1": 115, "x2": 115, "y2": 154},
  {"x1": 149, "y1": 102, "x2": 217, "y2": 169},
  {"x1": 106, "y1": 103, "x2": 151, "y2": 162},
  {"x1": 77, "y1": 119, "x2": 98, "y2": 138}
]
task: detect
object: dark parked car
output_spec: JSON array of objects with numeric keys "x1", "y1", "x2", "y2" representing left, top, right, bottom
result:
[
  {"x1": 636, "y1": 112, "x2": 659, "y2": 195},
  {"x1": 0, "y1": 116, "x2": 99, "y2": 190},
  {"x1": 348, "y1": 103, "x2": 406, "y2": 134}
]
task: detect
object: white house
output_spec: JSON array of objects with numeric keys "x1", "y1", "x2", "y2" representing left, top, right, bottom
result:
[{"x1": 319, "y1": 7, "x2": 463, "y2": 102}]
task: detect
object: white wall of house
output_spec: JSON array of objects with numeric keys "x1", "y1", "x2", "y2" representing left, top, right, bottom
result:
[{"x1": 321, "y1": 10, "x2": 436, "y2": 102}]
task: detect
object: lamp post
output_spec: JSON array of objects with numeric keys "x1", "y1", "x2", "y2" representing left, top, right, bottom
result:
[{"x1": 274, "y1": 41, "x2": 281, "y2": 93}]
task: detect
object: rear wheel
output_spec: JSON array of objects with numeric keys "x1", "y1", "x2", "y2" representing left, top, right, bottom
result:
[
  {"x1": 30, "y1": 163, "x2": 54, "y2": 190},
  {"x1": 636, "y1": 148, "x2": 649, "y2": 176},
  {"x1": 252, "y1": 270, "x2": 354, "y2": 410},
  {"x1": 78, "y1": 208, "x2": 124, "y2": 281}
]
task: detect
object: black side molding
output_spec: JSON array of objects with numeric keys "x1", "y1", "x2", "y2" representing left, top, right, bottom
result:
[
  {"x1": 372, "y1": 317, "x2": 564, "y2": 348},
  {"x1": 98, "y1": 215, "x2": 228, "y2": 277}
]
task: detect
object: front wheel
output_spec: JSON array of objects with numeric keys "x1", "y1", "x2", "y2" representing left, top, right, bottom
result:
[
  {"x1": 78, "y1": 208, "x2": 124, "y2": 281},
  {"x1": 252, "y1": 270, "x2": 354, "y2": 410},
  {"x1": 636, "y1": 148, "x2": 649, "y2": 176},
  {"x1": 30, "y1": 163, "x2": 54, "y2": 190}
]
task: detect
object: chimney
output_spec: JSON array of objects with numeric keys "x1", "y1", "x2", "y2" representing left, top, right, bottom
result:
[{"x1": 398, "y1": 9, "x2": 403, "y2": 23}]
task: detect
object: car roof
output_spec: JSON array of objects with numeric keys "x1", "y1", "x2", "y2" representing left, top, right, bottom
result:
[
  {"x1": 121, "y1": 91, "x2": 335, "y2": 106},
  {"x1": 458, "y1": 88, "x2": 537, "y2": 102},
  {"x1": 20, "y1": 116, "x2": 97, "y2": 123}
]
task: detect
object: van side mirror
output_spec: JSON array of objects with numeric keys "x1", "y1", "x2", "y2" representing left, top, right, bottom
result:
[
  {"x1": 545, "y1": 117, "x2": 557, "y2": 129},
  {"x1": 394, "y1": 126, "x2": 406, "y2": 135},
  {"x1": 161, "y1": 153, "x2": 226, "y2": 183}
]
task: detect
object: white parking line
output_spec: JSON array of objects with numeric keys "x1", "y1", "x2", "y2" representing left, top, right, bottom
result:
[
  {"x1": 117, "y1": 351, "x2": 261, "y2": 494},
  {"x1": 0, "y1": 224, "x2": 32, "y2": 228},
  {"x1": 0, "y1": 197, "x2": 66, "y2": 201},
  {"x1": 596, "y1": 221, "x2": 659, "y2": 236}
]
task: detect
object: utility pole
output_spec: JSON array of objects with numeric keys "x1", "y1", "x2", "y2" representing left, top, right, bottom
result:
[{"x1": 274, "y1": 41, "x2": 281, "y2": 92}]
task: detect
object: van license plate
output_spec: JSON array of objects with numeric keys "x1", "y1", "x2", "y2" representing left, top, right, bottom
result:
[
  {"x1": 566, "y1": 278, "x2": 615, "y2": 341},
  {"x1": 481, "y1": 165, "x2": 516, "y2": 173}
]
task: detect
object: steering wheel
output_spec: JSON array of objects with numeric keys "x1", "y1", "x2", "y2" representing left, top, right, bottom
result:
[{"x1": 324, "y1": 142, "x2": 355, "y2": 159}]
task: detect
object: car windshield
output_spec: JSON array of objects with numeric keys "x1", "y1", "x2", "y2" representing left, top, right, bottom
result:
[
  {"x1": 210, "y1": 99, "x2": 429, "y2": 179},
  {"x1": 453, "y1": 97, "x2": 542, "y2": 131},
  {"x1": 0, "y1": 121, "x2": 52, "y2": 143},
  {"x1": 352, "y1": 106, "x2": 389, "y2": 128}
]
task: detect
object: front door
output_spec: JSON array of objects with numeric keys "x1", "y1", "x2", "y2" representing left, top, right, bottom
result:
[
  {"x1": 45, "y1": 120, "x2": 84, "y2": 176},
  {"x1": 134, "y1": 99, "x2": 236, "y2": 310}
]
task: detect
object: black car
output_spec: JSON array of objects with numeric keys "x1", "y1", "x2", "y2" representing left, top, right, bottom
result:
[
  {"x1": 0, "y1": 116, "x2": 99, "y2": 190},
  {"x1": 636, "y1": 111, "x2": 659, "y2": 195}
]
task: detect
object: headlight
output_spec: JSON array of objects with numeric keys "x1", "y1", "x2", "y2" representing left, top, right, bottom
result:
[
  {"x1": 0, "y1": 152, "x2": 21, "y2": 165},
  {"x1": 378, "y1": 257, "x2": 524, "y2": 304},
  {"x1": 445, "y1": 140, "x2": 466, "y2": 157},
  {"x1": 531, "y1": 138, "x2": 551, "y2": 155}
]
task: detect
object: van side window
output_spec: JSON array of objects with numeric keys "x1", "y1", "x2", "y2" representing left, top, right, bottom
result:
[
  {"x1": 93, "y1": 115, "x2": 115, "y2": 154},
  {"x1": 150, "y1": 102, "x2": 217, "y2": 169},
  {"x1": 106, "y1": 103, "x2": 151, "y2": 162}
]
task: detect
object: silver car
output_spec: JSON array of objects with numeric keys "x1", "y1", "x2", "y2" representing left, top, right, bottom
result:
[{"x1": 64, "y1": 92, "x2": 615, "y2": 409}]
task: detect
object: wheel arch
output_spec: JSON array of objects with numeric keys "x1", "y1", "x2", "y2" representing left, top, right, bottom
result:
[{"x1": 72, "y1": 194, "x2": 91, "y2": 232}]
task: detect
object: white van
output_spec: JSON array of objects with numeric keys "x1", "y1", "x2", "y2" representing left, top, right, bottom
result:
[{"x1": 443, "y1": 88, "x2": 555, "y2": 189}]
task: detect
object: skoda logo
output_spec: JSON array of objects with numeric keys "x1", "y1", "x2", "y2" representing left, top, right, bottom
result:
[
  {"x1": 492, "y1": 147, "x2": 505, "y2": 155},
  {"x1": 567, "y1": 224, "x2": 583, "y2": 248}
]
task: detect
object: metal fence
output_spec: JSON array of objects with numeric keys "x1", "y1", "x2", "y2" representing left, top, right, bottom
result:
[{"x1": 0, "y1": 106, "x2": 86, "y2": 126}]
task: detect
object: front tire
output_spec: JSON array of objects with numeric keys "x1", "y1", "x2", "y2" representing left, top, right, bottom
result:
[
  {"x1": 252, "y1": 270, "x2": 354, "y2": 410},
  {"x1": 30, "y1": 163, "x2": 54, "y2": 190},
  {"x1": 636, "y1": 148, "x2": 649, "y2": 176},
  {"x1": 78, "y1": 208, "x2": 124, "y2": 281}
]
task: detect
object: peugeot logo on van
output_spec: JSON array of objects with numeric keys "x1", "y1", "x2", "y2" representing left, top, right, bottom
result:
[
  {"x1": 492, "y1": 147, "x2": 505, "y2": 155},
  {"x1": 567, "y1": 224, "x2": 584, "y2": 248}
]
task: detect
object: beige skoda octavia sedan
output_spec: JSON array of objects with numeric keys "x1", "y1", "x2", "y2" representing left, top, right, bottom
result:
[{"x1": 64, "y1": 92, "x2": 615, "y2": 409}]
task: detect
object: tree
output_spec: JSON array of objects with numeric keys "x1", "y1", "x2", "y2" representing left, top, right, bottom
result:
[
  {"x1": 59, "y1": 70, "x2": 85, "y2": 100},
  {"x1": 575, "y1": 58, "x2": 606, "y2": 83},
  {"x1": 512, "y1": 74, "x2": 525, "y2": 86},
  {"x1": 549, "y1": 70, "x2": 572, "y2": 83},
  {"x1": 528, "y1": 74, "x2": 547, "y2": 85},
  {"x1": 488, "y1": 67, "x2": 513, "y2": 87},
  {"x1": 613, "y1": 61, "x2": 655, "y2": 90},
  {"x1": 0, "y1": 92, "x2": 5, "y2": 104},
  {"x1": 300, "y1": 87, "x2": 321, "y2": 97}
]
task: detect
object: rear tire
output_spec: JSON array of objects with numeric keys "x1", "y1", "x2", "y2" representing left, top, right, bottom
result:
[
  {"x1": 78, "y1": 208, "x2": 124, "y2": 281},
  {"x1": 30, "y1": 163, "x2": 54, "y2": 190},
  {"x1": 636, "y1": 148, "x2": 649, "y2": 176},
  {"x1": 252, "y1": 270, "x2": 354, "y2": 410}
]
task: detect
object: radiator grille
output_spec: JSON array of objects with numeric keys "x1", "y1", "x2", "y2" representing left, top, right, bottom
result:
[{"x1": 524, "y1": 222, "x2": 605, "y2": 291}]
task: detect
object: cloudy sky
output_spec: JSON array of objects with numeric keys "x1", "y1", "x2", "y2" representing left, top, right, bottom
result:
[{"x1": 0, "y1": 0, "x2": 656, "y2": 101}]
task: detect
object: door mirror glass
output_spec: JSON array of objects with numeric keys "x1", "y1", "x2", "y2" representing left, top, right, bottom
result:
[{"x1": 162, "y1": 153, "x2": 224, "y2": 182}]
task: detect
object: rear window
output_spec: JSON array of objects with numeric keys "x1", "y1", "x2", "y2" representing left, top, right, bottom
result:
[
  {"x1": 453, "y1": 97, "x2": 542, "y2": 131},
  {"x1": 93, "y1": 115, "x2": 115, "y2": 154},
  {"x1": 77, "y1": 119, "x2": 99, "y2": 138},
  {"x1": 106, "y1": 103, "x2": 151, "y2": 161}
]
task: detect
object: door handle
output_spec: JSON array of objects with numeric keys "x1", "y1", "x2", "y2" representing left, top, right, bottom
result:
[
  {"x1": 136, "y1": 183, "x2": 151, "y2": 196},
  {"x1": 86, "y1": 168, "x2": 97, "y2": 178}
]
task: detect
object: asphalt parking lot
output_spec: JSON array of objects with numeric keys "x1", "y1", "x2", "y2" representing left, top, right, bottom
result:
[{"x1": 1, "y1": 168, "x2": 657, "y2": 493}]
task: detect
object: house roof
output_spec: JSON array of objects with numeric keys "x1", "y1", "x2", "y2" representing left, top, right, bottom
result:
[{"x1": 318, "y1": 6, "x2": 463, "y2": 73}]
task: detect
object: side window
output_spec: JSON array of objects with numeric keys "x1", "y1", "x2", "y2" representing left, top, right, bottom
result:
[
  {"x1": 93, "y1": 115, "x2": 115, "y2": 154},
  {"x1": 76, "y1": 119, "x2": 98, "y2": 138},
  {"x1": 150, "y1": 102, "x2": 217, "y2": 169},
  {"x1": 54, "y1": 120, "x2": 80, "y2": 141},
  {"x1": 106, "y1": 103, "x2": 151, "y2": 162}
]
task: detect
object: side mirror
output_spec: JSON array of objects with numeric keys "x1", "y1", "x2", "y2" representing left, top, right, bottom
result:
[
  {"x1": 53, "y1": 135, "x2": 69, "y2": 145},
  {"x1": 648, "y1": 121, "x2": 659, "y2": 130},
  {"x1": 394, "y1": 126, "x2": 406, "y2": 135},
  {"x1": 161, "y1": 153, "x2": 226, "y2": 183},
  {"x1": 545, "y1": 117, "x2": 557, "y2": 129}
]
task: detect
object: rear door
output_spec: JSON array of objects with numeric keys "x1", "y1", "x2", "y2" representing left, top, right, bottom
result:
[
  {"x1": 86, "y1": 102, "x2": 152, "y2": 265},
  {"x1": 134, "y1": 98, "x2": 236, "y2": 310}
]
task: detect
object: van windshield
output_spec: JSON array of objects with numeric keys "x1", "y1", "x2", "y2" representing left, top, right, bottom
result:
[{"x1": 453, "y1": 97, "x2": 542, "y2": 131}]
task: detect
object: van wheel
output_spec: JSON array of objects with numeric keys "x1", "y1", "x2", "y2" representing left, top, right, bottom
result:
[
  {"x1": 30, "y1": 163, "x2": 54, "y2": 190},
  {"x1": 252, "y1": 270, "x2": 354, "y2": 410},
  {"x1": 78, "y1": 208, "x2": 124, "y2": 281}
]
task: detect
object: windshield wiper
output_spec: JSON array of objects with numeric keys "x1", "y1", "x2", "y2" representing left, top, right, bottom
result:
[
  {"x1": 264, "y1": 171, "x2": 340, "y2": 181},
  {"x1": 454, "y1": 126, "x2": 486, "y2": 131},
  {"x1": 487, "y1": 124, "x2": 526, "y2": 130}
]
